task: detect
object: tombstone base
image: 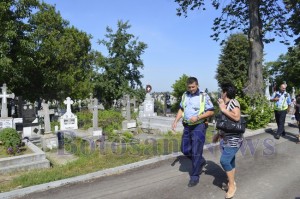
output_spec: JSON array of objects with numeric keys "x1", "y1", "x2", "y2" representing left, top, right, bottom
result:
[
  {"x1": 122, "y1": 120, "x2": 137, "y2": 129},
  {"x1": 41, "y1": 134, "x2": 58, "y2": 151},
  {"x1": 0, "y1": 117, "x2": 13, "y2": 130}
]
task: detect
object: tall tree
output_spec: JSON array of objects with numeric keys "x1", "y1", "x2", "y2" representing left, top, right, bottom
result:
[
  {"x1": 175, "y1": 0, "x2": 296, "y2": 96},
  {"x1": 0, "y1": 2, "x2": 94, "y2": 101},
  {"x1": 0, "y1": 0, "x2": 39, "y2": 92},
  {"x1": 94, "y1": 20, "x2": 147, "y2": 107},
  {"x1": 216, "y1": 33, "x2": 249, "y2": 96}
]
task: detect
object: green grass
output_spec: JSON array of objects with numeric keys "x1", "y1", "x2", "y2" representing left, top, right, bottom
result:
[{"x1": 0, "y1": 126, "x2": 216, "y2": 193}]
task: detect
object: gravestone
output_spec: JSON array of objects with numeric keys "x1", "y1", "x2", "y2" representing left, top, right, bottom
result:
[
  {"x1": 265, "y1": 79, "x2": 271, "y2": 101},
  {"x1": 22, "y1": 103, "x2": 39, "y2": 138},
  {"x1": 38, "y1": 101, "x2": 54, "y2": 133},
  {"x1": 88, "y1": 98, "x2": 103, "y2": 136},
  {"x1": 139, "y1": 85, "x2": 157, "y2": 117},
  {"x1": 0, "y1": 84, "x2": 15, "y2": 130},
  {"x1": 292, "y1": 87, "x2": 296, "y2": 100},
  {"x1": 59, "y1": 97, "x2": 78, "y2": 130},
  {"x1": 122, "y1": 95, "x2": 137, "y2": 129}
]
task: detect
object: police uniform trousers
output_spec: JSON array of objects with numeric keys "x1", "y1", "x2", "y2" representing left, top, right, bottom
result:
[
  {"x1": 274, "y1": 109, "x2": 287, "y2": 136},
  {"x1": 181, "y1": 122, "x2": 206, "y2": 182}
]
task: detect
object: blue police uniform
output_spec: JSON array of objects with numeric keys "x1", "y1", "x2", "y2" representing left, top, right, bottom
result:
[
  {"x1": 180, "y1": 89, "x2": 214, "y2": 182},
  {"x1": 271, "y1": 91, "x2": 292, "y2": 137}
]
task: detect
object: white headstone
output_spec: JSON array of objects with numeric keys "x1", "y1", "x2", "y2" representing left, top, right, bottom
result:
[
  {"x1": 265, "y1": 79, "x2": 271, "y2": 100},
  {"x1": 0, "y1": 83, "x2": 15, "y2": 118},
  {"x1": 59, "y1": 97, "x2": 78, "y2": 130}
]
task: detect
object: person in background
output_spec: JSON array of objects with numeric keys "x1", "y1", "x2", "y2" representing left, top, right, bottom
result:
[
  {"x1": 270, "y1": 84, "x2": 292, "y2": 139},
  {"x1": 212, "y1": 83, "x2": 243, "y2": 199},
  {"x1": 172, "y1": 77, "x2": 214, "y2": 187},
  {"x1": 294, "y1": 93, "x2": 300, "y2": 143}
]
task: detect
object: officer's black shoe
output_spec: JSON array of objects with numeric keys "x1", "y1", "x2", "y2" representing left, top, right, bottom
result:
[
  {"x1": 188, "y1": 180, "x2": 199, "y2": 187},
  {"x1": 282, "y1": 131, "x2": 286, "y2": 136},
  {"x1": 274, "y1": 134, "x2": 280, "y2": 139}
]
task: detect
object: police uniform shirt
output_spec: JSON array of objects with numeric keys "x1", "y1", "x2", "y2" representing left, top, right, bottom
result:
[
  {"x1": 180, "y1": 89, "x2": 214, "y2": 121},
  {"x1": 271, "y1": 91, "x2": 292, "y2": 110}
]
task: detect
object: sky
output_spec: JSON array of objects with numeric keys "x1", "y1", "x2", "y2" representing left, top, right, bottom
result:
[{"x1": 42, "y1": 0, "x2": 292, "y2": 92}]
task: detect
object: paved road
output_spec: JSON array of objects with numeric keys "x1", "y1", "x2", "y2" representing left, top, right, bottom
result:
[{"x1": 17, "y1": 125, "x2": 300, "y2": 199}]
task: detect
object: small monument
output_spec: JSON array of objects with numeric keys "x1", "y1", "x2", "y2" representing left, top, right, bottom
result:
[
  {"x1": 38, "y1": 101, "x2": 54, "y2": 133},
  {"x1": 88, "y1": 98, "x2": 103, "y2": 136},
  {"x1": 292, "y1": 87, "x2": 296, "y2": 100},
  {"x1": 139, "y1": 85, "x2": 157, "y2": 117},
  {"x1": 59, "y1": 97, "x2": 78, "y2": 130},
  {"x1": 265, "y1": 79, "x2": 271, "y2": 101},
  {"x1": 122, "y1": 95, "x2": 137, "y2": 129},
  {"x1": 0, "y1": 84, "x2": 15, "y2": 130}
]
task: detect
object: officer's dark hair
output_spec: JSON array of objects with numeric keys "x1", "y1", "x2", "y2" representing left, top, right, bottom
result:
[
  {"x1": 187, "y1": 77, "x2": 198, "y2": 85},
  {"x1": 221, "y1": 83, "x2": 236, "y2": 99}
]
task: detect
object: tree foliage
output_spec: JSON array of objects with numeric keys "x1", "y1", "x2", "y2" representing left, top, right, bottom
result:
[
  {"x1": 171, "y1": 74, "x2": 189, "y2": 111},
  {"x1": 216, "y1": 33, "x2": 249, "y2": 96},
  {"x1": 175, "y1": 0, "x2": 297, "y2": 96},
  {"x1": 0, "y1": 1, "x2": 94, "y2": 101},
  {"x1": 267, "y1": 44, "x2": 300, "y2": 91},
  {"x1": 94, "y1": 21, "x2": 147, "y2": 107}
]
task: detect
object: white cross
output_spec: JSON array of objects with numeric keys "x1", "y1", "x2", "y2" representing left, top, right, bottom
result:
[
  {"x1": 0, "y1": 84, "x2": 15, "y2": 118},
  {"x1": 64, "y1": 97, "x2": 73, "y2": 113},
  {"x1": 0, "y1": 84, "x2": 14, "y2": 104}
]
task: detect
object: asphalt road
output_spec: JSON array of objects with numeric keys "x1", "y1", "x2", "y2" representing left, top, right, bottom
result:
[{"x1": 18, "y1": 126, "x2": 300, "y2": 199}]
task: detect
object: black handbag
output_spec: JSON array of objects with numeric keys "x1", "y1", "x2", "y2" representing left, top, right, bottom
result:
[{"x1": 215, "y1": 112, "x2": 246, "y2": 135}]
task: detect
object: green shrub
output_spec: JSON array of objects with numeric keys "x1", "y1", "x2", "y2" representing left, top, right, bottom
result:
[
  {"x1": 237, "y1": 95, "x2": 273, "y2": 130},
  {"x1": 76, "y1": 110, "x2": 93, "y2": 129},
  {"x1": 99, "y1": 110, "x2": 123, "y2": 133},
  {"x1": 0, "y1": 128, "x2": 22, "y2": 154}
]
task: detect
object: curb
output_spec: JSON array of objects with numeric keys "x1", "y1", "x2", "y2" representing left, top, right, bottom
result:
[{"x1": 0, "y1": 123, "x2": 283, "y2": 198}]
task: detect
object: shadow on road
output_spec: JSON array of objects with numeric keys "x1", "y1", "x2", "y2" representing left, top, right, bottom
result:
[
  {"x1": 171, "y1": 156, "x2": 227, "y2": 190},
  {"x1": 265, "y1": 127, "x2": 299, "y2": 143}
]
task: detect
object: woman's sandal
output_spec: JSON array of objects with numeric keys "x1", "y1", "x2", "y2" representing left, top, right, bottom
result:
[
  {"x1": 297, "y1": 135, "x2": 300, "y2": 144},
  {"x1": 225, "y1": 182, "x2": 237, "y2": 199}
]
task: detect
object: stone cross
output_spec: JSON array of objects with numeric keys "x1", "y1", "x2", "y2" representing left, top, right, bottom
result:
[
  {"x1": 38, "y1": 101, "x2": 54, "y2": 133},
  {"x1": 126, "y1": 95, "x2": 131, "y2": 121},
  {"x1": 0, "y1": 84, "x2": 15, "y2": 118},
  {"x1": 64, "y1": 97, "x2": 73, "y2": 114},
  {"x1": 88, "y1": 98, "x2": 102, "y2": 130}
]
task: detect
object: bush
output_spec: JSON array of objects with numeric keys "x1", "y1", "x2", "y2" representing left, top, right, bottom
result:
[
  {"x1": 0, "y1": 128, "x2": 22, "y2": 155},
  {"x1": 237, "y1": 95, "x2": 273, "y2": 130}
]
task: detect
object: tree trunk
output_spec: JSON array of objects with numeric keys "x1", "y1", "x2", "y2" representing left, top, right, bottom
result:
[{"x1": 243, "y1": 0, "x2": 264, "y2": 96}]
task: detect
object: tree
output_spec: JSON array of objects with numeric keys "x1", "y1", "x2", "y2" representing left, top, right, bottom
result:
[
  {"x1": 175, "y1": 0, "x2": 296, "y2": 96},
  {"x1": 216, "y1": 33, "x2": 249, "y2": 96},
  {"x1": 0, "y1": 2, "x2": 94, "y2": 101},
  {"x1": 286, "y1": 0, "x2": 300, "y2": 44},
  {"x1": 267, "y1": 44, "x2": 300, "y2": 91},
  {"x1": 94, "y1": 20, "x2": 147, "y2": 107},
  {"x1": 171, "y1": 74, "x2": 189, "y2": 111},
  {"x1": 0, "y1": 0, "x2": 39, "y2": 95}
]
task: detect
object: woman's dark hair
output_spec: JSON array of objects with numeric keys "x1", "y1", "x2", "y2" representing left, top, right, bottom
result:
[
  {"x1": 187, "y1": 77, "x2": 198, "y2": 85},
  {"x1": 221, "y1": 83, "x2": 236, "y2": 99}
]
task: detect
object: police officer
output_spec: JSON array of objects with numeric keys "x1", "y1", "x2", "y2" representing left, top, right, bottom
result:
[
  {"x1": 270, "y1": 83, "x2": 292, "y2": 139},
  {"x1": 172, "y1": 77, "x2": 214, "y2": 187}
]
